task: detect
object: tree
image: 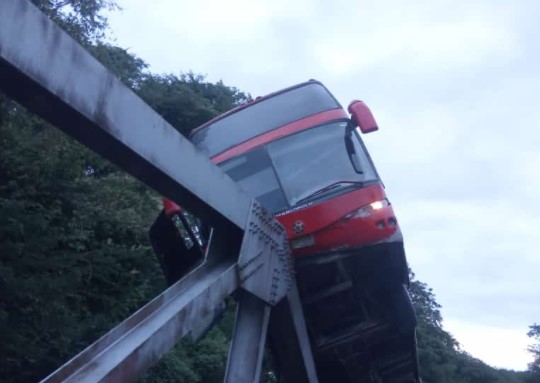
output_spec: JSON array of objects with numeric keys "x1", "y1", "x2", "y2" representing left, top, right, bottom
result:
[
  {"x1": 528, "y1": 324, "x2": 540, "y2": 371},
  {"x1": 0, "y1": 98, "x2": 167, "y2": 381},
  {"x1": 409, "y1": 272, "x2": 528, "y2": 383},
  {"x1": 30, "y1": 0, "x2": 119, "y2": 45},
  {"x1": 526, "y1": 324, "x2": 540, "y2": 383},
  {"x1": 409, "y1": 274, "x2": 461, "y2": 383},
  {"x1": 88, "y1": 43, "x2": 148, "y2": 89},
  {"x1": 137, "y1": 73, "x2": 250, "y2": 137}
]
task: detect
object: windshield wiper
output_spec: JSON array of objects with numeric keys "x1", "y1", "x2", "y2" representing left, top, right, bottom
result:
[{"x1": 294, "y1": 181, "x2": 364, "y2": 206}]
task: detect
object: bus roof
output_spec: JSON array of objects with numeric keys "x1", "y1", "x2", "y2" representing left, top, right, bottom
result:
[{"x1": 188, "y1": 80, "x2": 341, "y2": 138}]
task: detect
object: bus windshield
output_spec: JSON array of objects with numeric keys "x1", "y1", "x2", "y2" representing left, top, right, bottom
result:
[
  {"x1": 219, "y1": 121, "x2": 379, "y2": 212},
  {"x1": 191, "y1": 82, "x2": 340, "y2": 157}
]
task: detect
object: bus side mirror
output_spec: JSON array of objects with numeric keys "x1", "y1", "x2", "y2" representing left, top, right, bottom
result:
[{"x1": 348, "y1": 100, "x2": 378, "y2": 134}]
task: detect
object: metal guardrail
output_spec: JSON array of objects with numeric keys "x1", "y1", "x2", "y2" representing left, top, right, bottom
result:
[{"x1": 0, "y1": 1, "x2": 318, "y2": 382}]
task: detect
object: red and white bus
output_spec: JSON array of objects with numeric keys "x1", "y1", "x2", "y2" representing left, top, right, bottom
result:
[{"x1": 150, "y1": 80, "x2": 420, "y2": 383}]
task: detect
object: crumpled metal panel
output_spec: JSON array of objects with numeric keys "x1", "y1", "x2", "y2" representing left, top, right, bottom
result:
[{"x1": 238, "y1": 199, "x2": 295, "y2": 305}]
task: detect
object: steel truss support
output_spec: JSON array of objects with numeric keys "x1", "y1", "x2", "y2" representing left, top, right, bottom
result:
[
  {"x1": 0, "y1": 1, "x2": 319, "y2": 382},
  {"x1": 224, "y1": 292, "x2": 271, "y2": 383},
  {"x1": 35, "y1": 206, "x2": 318, "y2": 383},
  {"x1": 268, "y1": 286, "x2": 319, "y2": 383}
]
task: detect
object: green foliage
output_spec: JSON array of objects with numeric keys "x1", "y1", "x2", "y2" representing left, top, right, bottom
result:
[
  {"x1": 88, "y1": 43, "x2": 148, "y2": 89},
  {"x1": 528, "y1": 324, "x2": 540, "y2": 372},
  {"x1": 526, "y1": 324, "x2": 540, "y2": 382},
  {"x1": 30, "y1": 0, "x2": 120, "y2": 44},
  {"x1": 409, "y1": 272, "x2": 529, "y2": 383},
  {"x1": 137, "y1": 73, "x2": 250, "y2": 137},
  {"x1": 0, "y1": 102, "x2": 165, "y2": 381}
]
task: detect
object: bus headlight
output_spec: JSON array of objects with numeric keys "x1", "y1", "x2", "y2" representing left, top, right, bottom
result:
[{"x1": 343, "y1": 199, "x2": 389, "y2": 219}]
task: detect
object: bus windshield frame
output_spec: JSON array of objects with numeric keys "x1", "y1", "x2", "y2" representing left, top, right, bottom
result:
[{"x1": 218, "y1": 121, "x2": 380, "y2": 213}]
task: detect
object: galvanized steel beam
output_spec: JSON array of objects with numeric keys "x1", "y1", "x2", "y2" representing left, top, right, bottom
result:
[
  {"x1": 0, "y1": 0, "x2": 249, "y2": 232},
  {"x1": 223, "y1": 292, "x2": 271, "y2": 383},
  {"x1": 268, "y1": 285, "x2": 319, "y2": 383},
  {"x1": 40, "y1": 258, "x2": 238, "y2": 383},
  {"x1": 238, "y1": 200, "x2": 294, "y2": 305}
]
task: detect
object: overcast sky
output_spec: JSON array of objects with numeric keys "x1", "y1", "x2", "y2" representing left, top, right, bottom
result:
[{"x1": 105, "y1": 0, "x2": 540, "y2": 370}]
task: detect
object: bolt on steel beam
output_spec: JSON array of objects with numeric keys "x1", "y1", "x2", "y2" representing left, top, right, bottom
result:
[
  {"x1": 0, "y1": 0, "x2": 249, "y2": 233},
  {"x1": 238, "y1": 199, "x2": 294, "y2": 305}
]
